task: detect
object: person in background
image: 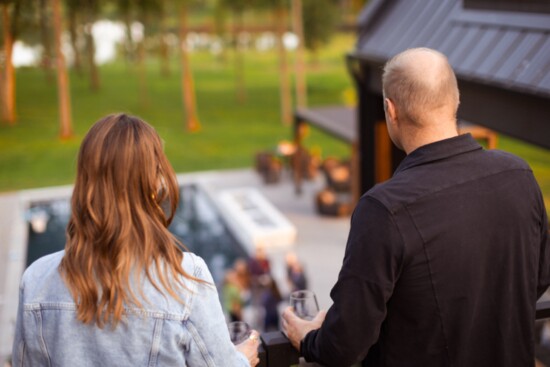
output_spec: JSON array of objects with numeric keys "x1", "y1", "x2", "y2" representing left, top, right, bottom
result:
[
  {"x1": 260, "y1": 275, "x2": 282, "y2": 332},
  {"x1": 234, "y1": 258, "x2": 253, "y2": 308},
  {"x1": 12, "y1": 114, "x2": 260, "y2": 366},
  {"x1": 286, "y1": 252, "x2": 308, "y2": 292},
  {"x1": 224, "y1": 269, "x2": 245, "y2": 322},
  {"x1": 234, "y1": 258, "x2": 252, "y2": 287},
  {"x1": 248, "y1": 245, "x2": 271, "y2": 278},
  {"x1": 282, "y1": 48, "x2": 550, "y2": 367}
]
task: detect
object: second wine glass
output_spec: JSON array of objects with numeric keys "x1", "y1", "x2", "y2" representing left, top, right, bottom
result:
[
  {"x1": 227, "y1": 321, "x2": 251, "y2": 345},
  {"x1": 290, "y1": 290, "x2": 319, "y2": 321}
]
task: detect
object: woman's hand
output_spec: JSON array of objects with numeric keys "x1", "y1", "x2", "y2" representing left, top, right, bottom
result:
[{"x1": 235, "y1": 330, "x2": 261, "y2": 367}]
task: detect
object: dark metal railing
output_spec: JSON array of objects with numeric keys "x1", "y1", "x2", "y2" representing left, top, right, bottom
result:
[
  {"x1": 258, "y1": 300, "x2": 550, "y2": 367},
  {"x1": 536, "y1": 300, "x2": 550, "y2": 320},
  {"x1": 258, "y1": 331, "x2": 300, "y2": 367}
]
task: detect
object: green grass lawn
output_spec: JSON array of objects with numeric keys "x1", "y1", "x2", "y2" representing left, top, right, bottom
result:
[
  {"x1": 1, "y1": 33, "x2": 549, "y2": 211},
  {"x1": 0, "y1": 34, "x2": 352, "y2": 192}
]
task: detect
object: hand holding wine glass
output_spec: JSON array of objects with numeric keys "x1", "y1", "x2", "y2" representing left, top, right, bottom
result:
[
  {"x1": 282, "y1": 290, "x2": 326, "y2": 351},
  {"x1": 228, "y1": 321, "x2": 260, "y2": 367}
]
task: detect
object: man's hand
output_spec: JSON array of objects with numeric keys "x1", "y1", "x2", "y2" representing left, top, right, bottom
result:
[{"x1": 281, "y1": 306, "x2": 327, "y2": 350}]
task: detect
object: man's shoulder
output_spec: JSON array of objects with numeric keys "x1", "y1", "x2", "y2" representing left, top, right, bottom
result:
[
  {"x1": 363, "y1": 148, "x2": 533, "y2": 212},
  {"x1": 484, "y1": 149, "x2": 531, "y2": 171},
  {"x1": 363, "y1": 172, "x2": 420, "y2": 211},
  {"x1": 361, "y1": 181, "x2": 403, "y2": 215}
]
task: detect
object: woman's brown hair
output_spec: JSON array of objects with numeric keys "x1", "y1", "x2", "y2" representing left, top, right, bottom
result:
[{"x1": 60, "y1": 114, "x2": 196, "y2": 327}]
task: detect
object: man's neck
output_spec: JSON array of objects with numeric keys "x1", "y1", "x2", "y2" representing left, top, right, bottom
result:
[{"x1": 401, "y1": 122, "x2": 459, "y2": 154}]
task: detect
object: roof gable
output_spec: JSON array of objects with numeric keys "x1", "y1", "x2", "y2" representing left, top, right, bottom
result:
[{"x1": 355, "y1": 0, "x2": 550, "y2": 98}]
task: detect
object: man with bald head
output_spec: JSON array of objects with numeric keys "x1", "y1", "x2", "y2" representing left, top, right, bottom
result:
[{"x1": 282, "y1": 48, "x2": 550, "y2": 366}]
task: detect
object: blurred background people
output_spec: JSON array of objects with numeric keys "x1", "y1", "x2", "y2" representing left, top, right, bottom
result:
[
  {"x1": 260, "y1": 275, "x2": 283, "y2": 332},
  {"x1": 286, "y1": 251, "x2": 308, "y2": 292},
  {"x1": 224, "y1": 269, "x2": 246, "y2": 322},
  {"x1": 248, "y1": 245, "x2": 271, "y2": 277}
]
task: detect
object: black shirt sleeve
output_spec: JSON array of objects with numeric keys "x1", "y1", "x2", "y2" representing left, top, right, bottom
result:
[
  {"x1": 537, "y1": 193, "x2": 550, "y2": 299},
  {"x1": 301, "y1": 196, "x2": 405, "y2": 367}
]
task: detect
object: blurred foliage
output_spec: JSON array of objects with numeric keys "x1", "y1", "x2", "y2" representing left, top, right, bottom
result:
[{"x1": 303, "y1": 0, "x2": 340, "y2": 52}]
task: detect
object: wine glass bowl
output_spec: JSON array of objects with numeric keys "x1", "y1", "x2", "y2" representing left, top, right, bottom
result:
[
  {"x1": 227, "y1": 321, "x2": 252, "y2": 345},
  {"x1": 290, "y1": 290, "x2": 319, "y2": 321}
]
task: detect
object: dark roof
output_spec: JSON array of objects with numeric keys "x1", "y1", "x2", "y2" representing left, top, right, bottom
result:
[
  {"x1": 353, "y1": 0, "x2": 550, "y2": 99},
  {"x1": 349, "y1": 0, "x2": 550, "y2": 149},
  {"x1": 295, "y1": 106, "x2": 356, "y2": 143}
]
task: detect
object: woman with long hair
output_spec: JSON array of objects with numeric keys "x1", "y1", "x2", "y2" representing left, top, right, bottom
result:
[{"x1": 12, "y1": 114, "x2": 260, "y2": 366}]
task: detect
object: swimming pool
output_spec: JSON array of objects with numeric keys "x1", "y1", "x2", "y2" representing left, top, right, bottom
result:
[{"x1": 25, "y1": 184, "x2": 248, "y2": 286}]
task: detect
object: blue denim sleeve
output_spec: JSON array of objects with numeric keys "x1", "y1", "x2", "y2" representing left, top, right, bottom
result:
[
  {"x1": 184, "y1": 256, "x2": 250, "y2": 367},
  {"x1": 11, "y1": 285, "x2": 25, "y2": 367}
]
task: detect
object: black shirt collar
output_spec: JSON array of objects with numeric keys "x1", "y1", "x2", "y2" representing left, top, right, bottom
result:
[{"x1": 395, "y1": 134, "x2": 483, "y2": 174}]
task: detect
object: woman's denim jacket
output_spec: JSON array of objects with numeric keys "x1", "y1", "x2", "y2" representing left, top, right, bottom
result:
[{"x1": 12, "y1": 251, "x2": 250, "y2": 366}]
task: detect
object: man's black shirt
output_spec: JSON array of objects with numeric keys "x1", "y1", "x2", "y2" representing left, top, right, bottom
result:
[{"x1": 302, "y1": 134, "x2": 550, "y2": 367}]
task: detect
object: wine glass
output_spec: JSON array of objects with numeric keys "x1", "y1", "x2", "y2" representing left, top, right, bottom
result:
[
  {"x1": 290, "y1": 290, "x2": 319, "y2": 321},
  {"x1": 227, "y1": 321, "x2": 252, "y2": 345}
]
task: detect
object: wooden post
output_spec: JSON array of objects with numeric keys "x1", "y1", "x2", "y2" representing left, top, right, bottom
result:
[
  {"x1": 374, "y1": 120, "x2": 392, "y2": 183},
  {"x1": 293, "y1": 113, "x2": 304, "y2": 195},
  {"x1": 358, "y1": 89, "x2": 380, "y2": 193}
]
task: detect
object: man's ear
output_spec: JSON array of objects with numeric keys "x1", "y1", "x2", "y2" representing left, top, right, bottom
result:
[{"x1": 385, "y1": 98, "x2": 398, "y2": 124}]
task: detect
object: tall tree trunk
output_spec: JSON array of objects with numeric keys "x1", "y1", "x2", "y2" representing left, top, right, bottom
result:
[
  {"x1": 179, "y1": 6, "x2": 201, "y2": 132},
  {"x1": 213, "y1": 1, "x2": 227, "y2": 63},
  {"x1": 1, "y1": 3, "x2": 16, "y2": 124},
  {"x1": 68, "y1": 5, "x2": 82, "y2": 75},
  {"x1": 341, "y1": 0, "x2": 352, "y2": 25},
  {"x1": 137, "y1": 40, "x2": 148, "y2": 105},
  {"x1": 52, "y1": 0, "x2": 73, "y2": 138},
  {"x1": 123, "y1": 12, "x2": 135, "y2": 66},
  {"x1": 291, "y1": 0, "x2": 307, "y2": 108},
  {"x1": 84, "y1": 12, "x2": 100, "y2": 91},
  {"x1": 39, "y1": 0, "x2": 54, "y2": 82},
  {"x1": 159, "y1": 6, "x2": 170, "y2": 77},
  {"x1": 233, "y1": 10, "x2": 246, "y2": 104},
  {"x1": 0, "y1": 44, "x2": 3, "y2": 120},
  {"x1": 159, "y1": 34, "x2": 170, "y2": 77},
  {"x1": 276, "y1": 7, "x2": 292, "y2": 125},
  {"x1": 137, "y1": 12, "x2": 148, "y2": 106}
]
